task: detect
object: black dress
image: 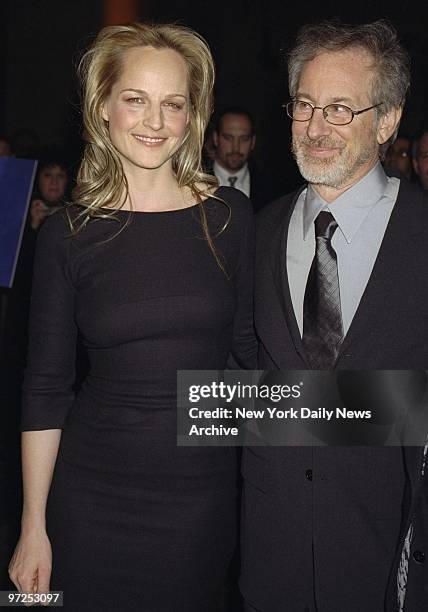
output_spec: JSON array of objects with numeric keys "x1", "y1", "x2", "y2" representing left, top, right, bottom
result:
[{"x1": 21, "y1": 187, "x2": 256, "y2": 611}]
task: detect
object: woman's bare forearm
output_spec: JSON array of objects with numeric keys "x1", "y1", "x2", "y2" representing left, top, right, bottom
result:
[{"x1": 20, "y1": 430, "x2": 62, "y2": 532}]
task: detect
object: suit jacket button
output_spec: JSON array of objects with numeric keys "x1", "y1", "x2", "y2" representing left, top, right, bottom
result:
[
  {"x1": 413, "y1": 550, "x2": 425, "y2": 564},
  {"x1": 305, "y1": 469, "x2": 313, "y2": 481}
]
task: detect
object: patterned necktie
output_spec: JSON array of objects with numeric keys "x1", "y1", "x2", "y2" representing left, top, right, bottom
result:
[
  {"x1": 302, "y1": 211, "x2": 344, "y2": 369},
  {"x1": 228, "y1": 176, "x2": 237, "y2": 187}
]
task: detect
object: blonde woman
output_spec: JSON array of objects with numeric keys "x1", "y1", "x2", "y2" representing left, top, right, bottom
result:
[{"x1": 9, "y1": 23, "x2": 255, "y2": 611}]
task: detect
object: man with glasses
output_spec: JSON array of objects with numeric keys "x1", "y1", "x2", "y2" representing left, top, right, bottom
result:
[
  {"x1": 413, "y1": 129, "x2": 428, "y2": 190},
  {"x1": 241, "y1": 20, "x2": 428, "y2": 612}
]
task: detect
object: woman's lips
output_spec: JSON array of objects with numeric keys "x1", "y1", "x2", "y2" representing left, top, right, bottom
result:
[{"x1": 133, "y1": 134, "x2": 166, "y2": 146}]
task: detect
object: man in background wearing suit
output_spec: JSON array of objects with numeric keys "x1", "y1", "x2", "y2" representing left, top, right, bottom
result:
[
  {"x1": 241, "y1": 20, "x2": 428, "y2": 612},
  {"x1": 211, "y1": 107, "x2": 273, "y2": 212}
]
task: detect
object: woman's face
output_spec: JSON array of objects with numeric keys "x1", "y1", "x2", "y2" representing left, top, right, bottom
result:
[
  {"x1": 102, "y1": 46, "x2": 190, "y2": 178},
  {"x1": 38, "y1": 165, "x2": 68, "y2": 202}
]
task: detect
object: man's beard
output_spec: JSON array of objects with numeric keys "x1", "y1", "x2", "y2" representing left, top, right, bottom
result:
[
  {"x1": 225, "y1": 152, "x2": 245, "y2": 171},
  {"x1": 292, "y1": 135, "x2": 377, "y2": 189}
]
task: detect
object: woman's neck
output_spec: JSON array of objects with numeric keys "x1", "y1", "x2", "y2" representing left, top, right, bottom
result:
[{"x1": 122, "y1": 165, "x2": 189, "y2": 212}]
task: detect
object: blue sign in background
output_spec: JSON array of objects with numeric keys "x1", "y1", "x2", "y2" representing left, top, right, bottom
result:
[{"x1": 0, "y1": 157, "x2": 37, "y2": 288}]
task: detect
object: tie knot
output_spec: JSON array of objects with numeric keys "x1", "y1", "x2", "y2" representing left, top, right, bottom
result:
[
  {"x1": 228, "y1": 176, "x2": 237, "y2": 187},
  {"x1": 315, "y1": 211, "x2": 338, "y2": 240}
]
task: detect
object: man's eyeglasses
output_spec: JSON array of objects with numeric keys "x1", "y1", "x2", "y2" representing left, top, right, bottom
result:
[{"x1": 283, "y1": 100, "x2": 384, "y2": 126}]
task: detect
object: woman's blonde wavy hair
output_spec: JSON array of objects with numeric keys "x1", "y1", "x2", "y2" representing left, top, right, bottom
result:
[{"x1": 71, "y1": 22, "x2": 229, "y2": 262}]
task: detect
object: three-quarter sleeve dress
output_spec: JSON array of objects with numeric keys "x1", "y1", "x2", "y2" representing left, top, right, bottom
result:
[{"x1": 21, "y1": 186, "x2": 256, "y2": 611}]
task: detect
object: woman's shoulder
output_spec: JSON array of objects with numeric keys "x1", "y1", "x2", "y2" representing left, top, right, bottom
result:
[
  {"x1": 207, "y1": 186, "x2": 253, "y2": 226},
  {"x1": 36, "y1": 204, "x2": 101, "y2": 253},
  {"x1": 37, "y1": 205, "x2": 76, "y2": 239},
  {"x1": 214, "y1": 185, "x2": 251, "y2": 209},
  {"x1": 39, "y1": 203, "x2": 123, "y2": 239},
  {"x1": 199, "y1": 186, "x2": 253, "y2": 252}
]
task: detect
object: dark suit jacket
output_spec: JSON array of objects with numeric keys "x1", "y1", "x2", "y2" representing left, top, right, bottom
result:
[{"x1": 241, "y1": 179, "x2": 428, "y2": 611}]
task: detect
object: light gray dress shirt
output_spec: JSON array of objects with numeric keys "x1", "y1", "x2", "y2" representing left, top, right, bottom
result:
[
  {"x1": 287, "y1": 162, "x2": 400, "y2": 335},
  {"x1": 213, "y1": 160, "x2": 251, "y2": 197}
]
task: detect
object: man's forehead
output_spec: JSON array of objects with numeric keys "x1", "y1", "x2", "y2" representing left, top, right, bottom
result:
[
  {"x1": 297, "y1": 48, "x2": 375, "y2": 100},
  {"x1": 304, "y1": 47, "x2": 374, "y2": 70},
  {"x1": 219, "y1": 113, "x2": 252, "y2": 133}
]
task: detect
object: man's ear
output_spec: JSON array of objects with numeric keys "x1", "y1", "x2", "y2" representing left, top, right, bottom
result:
[
  {"x1": 251, "y1": 135, "x2": 256, "y2": 151},
  {"x1": 377, "y1": 106, "x2": 403, "y2": 145},
  {"x1": 212, "y1": 131, "x2": 219, "y2": 147}
]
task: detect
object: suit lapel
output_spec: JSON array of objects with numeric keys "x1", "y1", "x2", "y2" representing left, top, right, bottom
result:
[
  {"x1": 273, "y1": 187, "x2": 309, "y2": 366},
  {"x1": 256, "y1": 187, "x2": 308, "y2": 368}
]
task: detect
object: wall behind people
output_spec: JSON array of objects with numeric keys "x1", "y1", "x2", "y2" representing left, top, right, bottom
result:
[
  {"x1": 3, "y1": 0, "x2": 428, "y2": 195},
  {"x1": 154, "y1": 1, "x2": 428, "y2": 195},
  {"x1": 0, "y1": 2, "x2": 7, "y2": 136},
  {"x1": 4, "y1": 0, "x2": 102, "y2": 160}
]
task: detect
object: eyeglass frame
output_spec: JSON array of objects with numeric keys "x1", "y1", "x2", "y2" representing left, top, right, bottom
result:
[{"x1": 283, "y1": 100, "x2": 384, "y2": 126}]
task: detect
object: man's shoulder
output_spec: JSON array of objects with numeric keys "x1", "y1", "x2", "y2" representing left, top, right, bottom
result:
[
  {"x1": 397, "y1": 177, "x2": 428, "y2": 205},
  {"x1": 393, "y1": 179, "x2": 428, "y2": 231},
  {"x1": 256, "y1": 186, "x2": 305, "y2": 229}
]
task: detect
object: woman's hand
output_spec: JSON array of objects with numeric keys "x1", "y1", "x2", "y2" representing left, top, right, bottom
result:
[{"x1": 8, "y1": 529, "x2": 52, "y2": 604}]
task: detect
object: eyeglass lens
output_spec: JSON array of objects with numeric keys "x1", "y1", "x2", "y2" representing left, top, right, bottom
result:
[{"x1": 289, "y1": 101, "x2": 353, "y2": 125}]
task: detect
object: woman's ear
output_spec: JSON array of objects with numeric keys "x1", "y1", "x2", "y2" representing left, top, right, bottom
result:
[{"x1": 101, "y1": 103, "x2": 109, "y2": 123}]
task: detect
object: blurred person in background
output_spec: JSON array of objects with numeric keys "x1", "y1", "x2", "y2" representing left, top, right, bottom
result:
[
  {"x1": 212, "y1": 107, "x2": 275, "y2": 212},
  {"x1": 413, "y1": 129, "x2": 428, "y2": 190},
  {"x1": 383, "y1": 134, "x2": 412, "y2": 179},
  {"x1": 29, "y1": 155, "x2": 69, "y2": 230}
]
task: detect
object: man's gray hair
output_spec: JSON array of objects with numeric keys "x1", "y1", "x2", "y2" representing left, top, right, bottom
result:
[{"x1": 288, "y1": 20, "x2": 411, "y2": 154}]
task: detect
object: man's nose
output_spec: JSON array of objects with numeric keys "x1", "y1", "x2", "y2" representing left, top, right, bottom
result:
[
  {"x1": 231, "y1": 138, "x2": 241, "y2": 153},
  {"x1": 143, "y1": 103, "x2": 164, "y2": 131},
  {"x1": 306, "y1": 108, "x2": 332, "y2": 140}
]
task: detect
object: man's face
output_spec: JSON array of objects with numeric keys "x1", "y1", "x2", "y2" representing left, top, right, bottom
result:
[
  {"x1": 384, "y1": 137, "x2": 412, "y2": 179},
  {"x1": 292, "y1": 49, "x2": 385, "y2": 197},
  {"x1": 413, "y1": 133, "x2": 428, "y2": 190},
  {"x1": 213, "y1": 113, "x2": 255, "y2": 172}
]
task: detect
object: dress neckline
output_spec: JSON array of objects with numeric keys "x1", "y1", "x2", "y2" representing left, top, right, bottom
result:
[{"x1": 101, "y1": 187, "x2": 224, "y2": 215}]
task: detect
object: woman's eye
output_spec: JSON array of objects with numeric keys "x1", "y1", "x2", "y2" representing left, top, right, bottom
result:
[
  {"x1": 126, "y1": 97, "x2": 144, "y2": 104},
  {"x1": 163, "y1": 102, "x2": 183, "y2": 110}
]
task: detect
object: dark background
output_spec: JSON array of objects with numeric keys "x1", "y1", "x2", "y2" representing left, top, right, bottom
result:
[
  {"x1": 1, "y1": 0, "x2": 428, "y2": 598},
  {"x1": 2, "y1": 0, "x2": 428, "y2": 194}
]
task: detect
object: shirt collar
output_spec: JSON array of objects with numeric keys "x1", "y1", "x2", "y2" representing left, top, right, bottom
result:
[
  {"x1": 213, "y1": 160, "x2": 249, "y2": 182},
  {"x1": 303, "y1": 162, "x2": 390, "y2": 243}
]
